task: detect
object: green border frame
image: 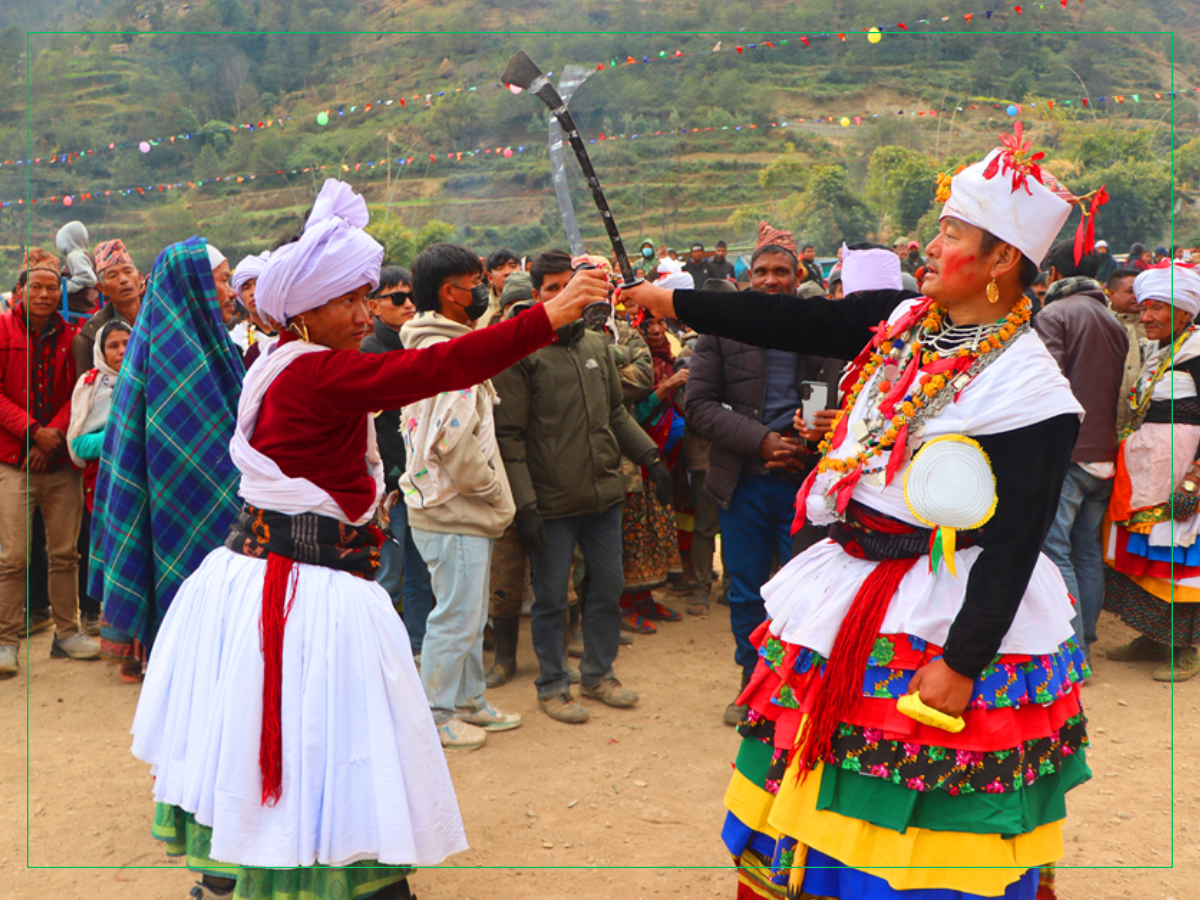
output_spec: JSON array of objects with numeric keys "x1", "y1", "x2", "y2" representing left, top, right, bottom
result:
[{"x1": 17, "y1": 25, "x2": 1180, "y2": 880}]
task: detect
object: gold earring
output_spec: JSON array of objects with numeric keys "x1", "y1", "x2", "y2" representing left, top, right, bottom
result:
[
  {"x1": 291, "y1": 317, "x2": 310, "y2": 342},
  {"x1": 986, "y1": 279, "x2": 1000, "y2": 305}
]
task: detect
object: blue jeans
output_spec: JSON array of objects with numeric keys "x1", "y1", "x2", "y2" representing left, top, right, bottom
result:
[
  {"x1": 380, "y1": 504, "x2": 435, "y2": 654},
  {"x1": 530, "y1": 503, "x2": 624, "y2": 699},
  {"x1": 1042, "y1": 463, "x2": 1113, "y2": 656},
  {"x1": 411, "y1": 529, "x2": 493, "y2": 721},
  {"x1": 719, "y1": 473, "x2": 797, "y2": 675}
]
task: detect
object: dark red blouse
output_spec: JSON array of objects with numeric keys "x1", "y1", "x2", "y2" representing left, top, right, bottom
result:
[{"x1": 249, "y1": 304, "x2": 556, "y2": 522}]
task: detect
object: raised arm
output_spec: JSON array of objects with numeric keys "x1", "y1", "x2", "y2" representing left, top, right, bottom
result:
[{"x1": 622, "y1": 281, "x2": 915, "y2": 361}]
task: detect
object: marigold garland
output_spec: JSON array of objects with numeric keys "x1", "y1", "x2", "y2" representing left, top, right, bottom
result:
[{"x1": 816, "y1": 295, "x2": 1032, "y2": 478}]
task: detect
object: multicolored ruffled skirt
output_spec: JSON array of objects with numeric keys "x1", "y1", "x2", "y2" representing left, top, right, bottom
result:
[{"x1": 723, "y1": 624, "x2": 1091, "y2": 900}]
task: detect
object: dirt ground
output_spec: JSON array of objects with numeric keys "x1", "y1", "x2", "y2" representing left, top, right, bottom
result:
[{"x1": 1, "y1": 601, "x2": 1196, "y2": 900}]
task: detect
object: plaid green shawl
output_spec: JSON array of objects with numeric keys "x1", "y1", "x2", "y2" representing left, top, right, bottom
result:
[{"x1": 90, "y1": 237, "x2": 245, "y2": 650}]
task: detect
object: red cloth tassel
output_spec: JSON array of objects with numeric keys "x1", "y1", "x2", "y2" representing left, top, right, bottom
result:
[
  {"x1": 791, "y1": 467, "x2": 820, "y2": 536},
  {"x1": 878, "y1": 352, "x2": 920, "y2": 417},
  {"x1": 794, "y1": 555, "x2": 919, "y2": 778},
  {"x1": 260, "y1": 552, "x2": 298, "y2": 807},
  {"x1": 884, "y1": 423, "x2": 908, "y2": 487},
  {"x1": 830, "y1": 465, "x2": 862, "y2": 516}
]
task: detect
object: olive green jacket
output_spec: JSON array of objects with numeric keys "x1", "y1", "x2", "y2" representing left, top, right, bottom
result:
[{"x1": 494, "y1": 320, "x2": 658, "y2": 519}]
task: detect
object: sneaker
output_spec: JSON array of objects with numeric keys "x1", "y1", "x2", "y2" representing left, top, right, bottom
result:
[
  {"x1": 1151, "y1": 647, "x2": 1200, "y2": 682},
  {"x1": 189, "y1": 877, "x2": 235, "y2": 899},
  {"x1": 567, "y1": 662, "x2": 581, "y2": 685},
  {"x1": 0, "y1": 644, "x2": 17, "y2": 678},
  {"x1": 1105, "y1": 635, "x2": 1170, "y2": 663},
  {"x1": 49, "y1": 632, "x2": 101, "y2": 660},
  {"x1": 456, "y1": 699, "x2": 522, "y2": 732},
  {"x1": 539, "y1": 692, "x2": 590, "y2": 724},
  {"x1": 724, "y1": 671, "x2": 753, "y2": 727},
  {"x1": 437, "y1": 717, "x2": 487, "y2": 750},
  {"x1": 619, "y1": 631, "x2": 634, "y2": 646},
  {"x1": 580, "y1": 676, "x2": 639, "y2": 708},
  {"x1": 81, "y1": 612, "x2": 101, "y2": 637},
  {"x1": 18, "y1": 609, "x2": 52, "y2": 639}
]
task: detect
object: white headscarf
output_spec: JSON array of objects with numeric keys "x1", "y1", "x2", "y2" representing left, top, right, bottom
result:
[
  {"x1": 255, "y1": 179, "x2": 383, "y2": 325},
  {"x1": 231, "y1": 250, "x2": 271, "y2": 293},
  {"x1": 1134, "y1": 262, "x2": 1200, "y2": 317},
  {"x1": 67, "y1": 319, "x2": 130, "y2": 467},
  {"x1": 206, "y1": 243, "x2": 227, "y2": 272},
  {"x1": 840, "y1": 243, "x2": 902, "y2": 295},
  {"x1": 56, "y1": 221, "x2": 97, "y2": 293},
  {"x1": 656, "y1": 257, "x2": 696, "y2": 291}
]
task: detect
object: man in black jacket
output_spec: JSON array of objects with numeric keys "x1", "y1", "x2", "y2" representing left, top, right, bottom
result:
[
  {"x1": 361, "y1": 266, "x2": 435, "y2": 659},
  {"x1": 685, "y1": 223, "x2": 841, "y2": 725},
  {"x1": 682, "y1": 243, "x2": 714, "y2": 289}
]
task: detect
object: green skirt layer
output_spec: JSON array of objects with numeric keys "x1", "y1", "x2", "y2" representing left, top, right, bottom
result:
[
  {"x1": 814, "y1": 750, "x2": 1091, "y2": 839},
  {"x1": 153, "y1": 804, "x2": 413, "y2": 900}
]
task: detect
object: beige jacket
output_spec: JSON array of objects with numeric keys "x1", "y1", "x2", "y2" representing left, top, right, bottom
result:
[{"x1": 399, "y1": 312, "x2": 516, "y2": 538}]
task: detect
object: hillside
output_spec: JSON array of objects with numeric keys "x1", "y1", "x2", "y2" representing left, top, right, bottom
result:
[{"x1": 4, "y1": 0, "x2": 1200, "y2": 273}]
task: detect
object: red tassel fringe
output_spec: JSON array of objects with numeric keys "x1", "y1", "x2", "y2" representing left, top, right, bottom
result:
[
  {"x1": 260, "y1": 552, "x2": 298, "y2": 807},
  {"x1": 793, "y1": 556, "x2": 920, "y2": 779}
]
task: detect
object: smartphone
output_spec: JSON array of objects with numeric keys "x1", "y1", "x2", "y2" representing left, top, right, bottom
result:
[{"x1": 800, "y1": 381, "x2": 830, "y2": 429}]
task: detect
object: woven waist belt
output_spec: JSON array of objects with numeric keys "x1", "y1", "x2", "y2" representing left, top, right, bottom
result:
[
  {"x1": 829, "y1": 502, "x2": 982, "y2": 561},
  {"x1": 224, "y1": 504, "x2": 382, "y2": 579}
]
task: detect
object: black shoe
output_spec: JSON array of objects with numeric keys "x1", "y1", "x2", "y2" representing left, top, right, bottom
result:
[{"x1": 18, "y1": 610, "x2": 52, "y2": 639}]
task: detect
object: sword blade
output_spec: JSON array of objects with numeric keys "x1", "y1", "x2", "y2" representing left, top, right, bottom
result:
[{"x1": 548, "y1": 65, "x2": 595, "y2": 258}]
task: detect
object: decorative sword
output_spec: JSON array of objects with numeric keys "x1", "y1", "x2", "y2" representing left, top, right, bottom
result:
[
  {"x1": 502, "y1": 50, "x2": 643, "y2": 290},
  {"x1": 547, "y1": 64, "x2": 595, "y2": 259}
]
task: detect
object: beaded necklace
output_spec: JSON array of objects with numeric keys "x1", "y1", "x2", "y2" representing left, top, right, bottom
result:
[
  {"x1": 815, "y1": 295, "x2": 1032, "y2": 498},
  {"x1": 1128, "y1": 324, "x2": 1198, "y2": 424}
]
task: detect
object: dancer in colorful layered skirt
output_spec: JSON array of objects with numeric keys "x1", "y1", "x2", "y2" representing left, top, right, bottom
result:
[
  {"x1": 1105, "y1": 261, "x2": 1200, "y2": 682},
  {"x1": 128, "y1": 180, "x2": 608, "y2": 900},
  {"x1": 626, "y1": 125, "x2": 1091, "y2": 900}
]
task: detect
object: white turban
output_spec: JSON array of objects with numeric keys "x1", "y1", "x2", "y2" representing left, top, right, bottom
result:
[
  {"x1": 206, "y1": 243, "x2": 227, "y2": 272},
  {"x1": 940, "y1": 149, "x2": 1072, "y2": 267},
  {"x1": 231, "y1": 250, "x2": 271, "y2": 292},
  {"x1": 1134, "y1": 262, "x2": 1200, "y2": 317},
  {"x1": 841, "y1": 243, "x2": 902, "y2": 295},
  {"x1": 656, "y1": 257, "x2": 697, "y2": 291},
  {"x1": 255, "y1": 179, "x2": 384, "y2": 324}
]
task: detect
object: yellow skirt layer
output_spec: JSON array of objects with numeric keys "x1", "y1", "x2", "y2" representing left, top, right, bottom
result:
[{"x1": 725, "y1": 765, "x2": 1063, "y2": 897}]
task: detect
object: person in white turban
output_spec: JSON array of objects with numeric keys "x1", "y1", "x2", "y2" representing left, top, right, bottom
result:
[
  {"x1": 624, "y1": 122, "x2": 1091, "y2": 899},
  {"x1": 1105, "y1": 259, "x2": 1200, "y2": 682},
  {"x1": 229, "y1": 250, "x2": 276, "y2": 366},
  {"x1": 126, "y1": 178, "x2": 611, "y2": 900}
]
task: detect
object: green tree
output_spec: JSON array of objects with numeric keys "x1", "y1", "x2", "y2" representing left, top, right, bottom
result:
[
  {"x1": 865, "y1": 146, "x2": 938, "y2": 234},
  {"x1": 781, "y1": 164, "x2": 876, "y2": 251}
]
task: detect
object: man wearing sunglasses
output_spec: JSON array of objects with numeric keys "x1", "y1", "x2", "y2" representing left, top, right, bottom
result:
[{"x1": 362, "y1": 266, "x2": 435, "y2": 665}]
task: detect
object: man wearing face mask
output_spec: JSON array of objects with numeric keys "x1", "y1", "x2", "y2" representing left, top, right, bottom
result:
[
  {"x1": 399, "y1": 243, "x2": 523, "y2": 750},
  {"x1": 638, "y1": 239, "x2": 660, "y2": 282}
]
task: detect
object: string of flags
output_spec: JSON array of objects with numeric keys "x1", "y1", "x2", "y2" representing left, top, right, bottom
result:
[{"x1": 8, "y1": 0, "x2": 1159, "y2": 173}]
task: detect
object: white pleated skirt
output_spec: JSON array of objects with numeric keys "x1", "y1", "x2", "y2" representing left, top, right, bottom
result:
[
  {"x1": 763, "y1": 539, "x2": 1078, "y2": 658},
  {"x1": 131, "y1": 547, "x2": 467, "y2": 869}
]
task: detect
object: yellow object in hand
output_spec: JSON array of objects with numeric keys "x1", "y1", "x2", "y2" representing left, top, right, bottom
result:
[{"x1": 897, "y1": 692, "x2": 966, "y2": 733}]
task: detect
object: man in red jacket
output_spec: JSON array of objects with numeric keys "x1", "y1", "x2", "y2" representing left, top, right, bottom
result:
[{"x1": 0, "y1": 248, "x2": 100, "y2": 678}]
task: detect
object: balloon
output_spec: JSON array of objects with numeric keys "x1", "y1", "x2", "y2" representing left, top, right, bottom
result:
[
  {"x1": 868, "y1": 27, "x2": 882, "y2": 43},
  {"x1": 316, "y1": 111, "x2": 329, "y2": 125},
  {"x1": 840, "y1": 117, "x2": 851, "y2": 127},
  {"x1": 1006, "y1": 104, "x2": 1019, "y2": 116},
  {"x1": 503, "y1": 147, "x2": 513, "y2": 158},
  {"x1": 138, "y1": 141, "x2": 151, "y2": 153},
  {"x1": 62, "y1": 195, "x2": 73, "y2": 206}
]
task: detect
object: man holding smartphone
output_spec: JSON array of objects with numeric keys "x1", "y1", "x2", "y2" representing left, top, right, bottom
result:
[{"x1": 685, "y1": 222, "x2": 842, "y2": 726}]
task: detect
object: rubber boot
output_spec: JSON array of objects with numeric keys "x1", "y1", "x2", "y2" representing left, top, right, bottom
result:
[
  {"x1": 566, "y1": 601, "x2": 585, "y2": 659},
  {"x1": 485, "y1": 616, "x2": 519, "y2": 688}
]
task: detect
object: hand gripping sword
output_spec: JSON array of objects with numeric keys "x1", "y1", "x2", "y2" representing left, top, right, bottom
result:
[{"x1": 502, "y1": 50, "x2": 643, "y2": 290}]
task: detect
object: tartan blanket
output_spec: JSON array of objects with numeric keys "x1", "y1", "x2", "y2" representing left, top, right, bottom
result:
[{"x1": 90, "y1": 236, "x2": 244, "y2": 650}]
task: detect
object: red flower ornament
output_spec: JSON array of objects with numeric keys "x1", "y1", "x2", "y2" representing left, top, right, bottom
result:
[{"x1": 982, "y1": 121, "x2": 1046, "y2": 195}]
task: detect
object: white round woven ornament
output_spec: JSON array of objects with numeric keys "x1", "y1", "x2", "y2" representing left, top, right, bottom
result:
[{"x1": 903, "y1": 435, "x2": 997, "y2": 531}]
